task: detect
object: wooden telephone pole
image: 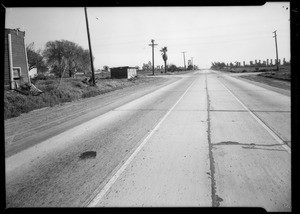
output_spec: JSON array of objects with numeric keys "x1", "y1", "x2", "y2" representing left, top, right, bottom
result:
[
  {"x1": 182, "y1": 51, "x2": 186, "y2": 71},
  {"x1": 84, "y1": 7, "x2": 96, "y2": 85},
  {"x1": 273, "y1": 30, "x2": 279, "y2": 71},
  {"x1": 149, "y1": 39, "x2": 158, "y2": 75}
]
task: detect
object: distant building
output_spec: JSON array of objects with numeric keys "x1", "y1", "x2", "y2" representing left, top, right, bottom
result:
[
  {"x1": 110, "y1": 66, "x2": 137, "y2": 79},
  {"x1": 4, "y1": 28, "x2": 30, "y2": 89}
]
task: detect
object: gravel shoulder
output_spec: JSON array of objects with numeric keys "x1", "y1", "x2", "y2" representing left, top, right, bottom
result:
[
  {"x1": 5, "y1": 76, "x2": 179, "y2": 157},
  {"x1": 237, "y1": 75, "x2": 290, "y2": 97},
  {"x1": 238, "y1": 74, "x2": 290, "y2": 91}
]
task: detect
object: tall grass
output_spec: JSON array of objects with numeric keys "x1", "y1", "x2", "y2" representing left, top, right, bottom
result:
[{"x1": 4, "y1": 75, "x2": 143, "y2": 120}]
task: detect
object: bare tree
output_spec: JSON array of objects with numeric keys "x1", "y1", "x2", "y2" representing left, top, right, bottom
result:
[{"x1": 26, "y1": 42, "x2": 47, "y2": 72}]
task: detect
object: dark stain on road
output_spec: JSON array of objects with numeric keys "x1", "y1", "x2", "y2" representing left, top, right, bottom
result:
[{"x1": 79, "y1": 151, "x2": 97, "y2": 160}]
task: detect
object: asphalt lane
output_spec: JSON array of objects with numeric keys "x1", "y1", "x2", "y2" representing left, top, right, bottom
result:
[
  {"x1": 90, "y1": 72, "x2": 211, "y2": 207},
  {"x1": 218, "y1": 73, "x2": 290, "y2": 145},
  {"x1": 207, "y1": 71, "x2": 291, "y2": 211},
  {"x1": 5, "y1": 70, "x2": 291, "y2": 210},
  {"x1": 5, "y1": 73, "x2": 195, "y2": 207}
]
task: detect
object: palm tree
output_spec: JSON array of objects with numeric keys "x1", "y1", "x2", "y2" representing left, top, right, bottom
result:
[{"x1": 160, "y1": 47, "x2": 168, "y2": 73}]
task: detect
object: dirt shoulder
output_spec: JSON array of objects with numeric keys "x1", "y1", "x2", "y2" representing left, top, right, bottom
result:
[
  {"x1": 5, "y1": 76, "x2": 180, "y2": 157},
  {"x1": 238, "y1": 74, "x2": 290, "y2": 91},
  {"x1": 236, "y1": 74, "x2": 290, "y2": 97}
]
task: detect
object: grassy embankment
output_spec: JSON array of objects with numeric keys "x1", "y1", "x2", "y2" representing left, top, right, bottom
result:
[
  {"x1": 219, "y1": 65, "x2": 291, "y2": 90},
  {"x1": 216, "y1": 65, "x2": 291, "y2": 82},
  {"x1": 4, "y1": 72, "x2": 156, "y2": 120}
]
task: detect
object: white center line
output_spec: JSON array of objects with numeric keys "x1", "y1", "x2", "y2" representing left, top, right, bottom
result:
[{"x1": 87, "y1": 77, "x2": 197, "y2": 207}]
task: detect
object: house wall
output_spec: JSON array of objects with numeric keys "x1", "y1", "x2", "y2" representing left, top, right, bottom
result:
[
  {"x1": 4, "y1": 29, "x2": 30, "y2": 89},
  {"x1": 111, "y1": 67, "x2": 128, "y2": 79},
  {"x1": 4, "y1": 31, "x2": 10, "y2": 89}
]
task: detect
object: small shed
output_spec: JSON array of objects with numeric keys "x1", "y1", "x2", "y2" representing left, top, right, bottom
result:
[
  {"x1": 110, "y1": 66, "x2": 137, "y2": 79},
  {"x1": 4, "y1": 28, "x2": 30, "y2": 89}
]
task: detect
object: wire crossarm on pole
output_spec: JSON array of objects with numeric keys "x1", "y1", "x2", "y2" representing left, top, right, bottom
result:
[{"x1": 149, "y1": 39, "x2": 158, "y2": 75}]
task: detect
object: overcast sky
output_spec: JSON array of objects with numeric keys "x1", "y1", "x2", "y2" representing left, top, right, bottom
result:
[{"x1": 5, "y1": 3, "x2": 290, "y2": 69}]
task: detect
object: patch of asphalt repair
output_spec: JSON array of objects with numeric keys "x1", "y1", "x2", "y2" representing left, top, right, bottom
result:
[{"x1": 205, "y1": 75, "x2": 223, "y2": 207}]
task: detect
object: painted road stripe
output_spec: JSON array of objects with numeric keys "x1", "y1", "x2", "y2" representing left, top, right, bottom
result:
[
  {"x1": 87, "y1": 78, "x2": 197, "y2": 207},
  {"x1": 218, "y1": 78, "x2": 291, "y2": 154}
]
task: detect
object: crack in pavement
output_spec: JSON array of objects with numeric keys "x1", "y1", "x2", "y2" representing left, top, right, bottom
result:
[
  {"x1": 210, "y1": 110, "x2": 290, "y2": 113},
  {"x1": 241, "y1": 147, "x2": 287, "y2": 152},
  {"x1": 214, "y1": 141, "x2": 287, "y2": 151},
  {"x1": 205, "y1": 75, "x2": 223, "y2": 207},
  {"x1": 214, "y1": 141, "x2": 283, "y2": 147}
]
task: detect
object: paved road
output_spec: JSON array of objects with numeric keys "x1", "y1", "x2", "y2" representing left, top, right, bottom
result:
[{"x1": 5, "y1": 70, "x2": 291, "y2": 211}]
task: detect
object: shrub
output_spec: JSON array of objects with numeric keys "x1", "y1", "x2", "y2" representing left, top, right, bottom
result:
[
  {"x1": 4, "y1": 77, "x2": 151, "y2": 120},
  {"x1": 82, "y1": 87, "x2": 100, "y2": 98},
  {"x1": 4, "y1": 92, "x2": 36, "y2": 118},
  {"x1": 72, "y1": 81, "x2": 86, "y2": 89},
  {"x1": 31, "y1": 73, "x2": 56, "y2": 83}
]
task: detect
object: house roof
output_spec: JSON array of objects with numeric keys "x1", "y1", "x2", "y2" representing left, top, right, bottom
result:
[
  {"x1": 5, "y1": 28, "x2": 26, "y2": 37},
  {"x1": 110, "y1": 66, "x2": 138, "y2": 69}
]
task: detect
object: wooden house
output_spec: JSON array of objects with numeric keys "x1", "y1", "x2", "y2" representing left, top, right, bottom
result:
[{"x1": 4, "y1": 28, "x2": 30, "y2": 89}]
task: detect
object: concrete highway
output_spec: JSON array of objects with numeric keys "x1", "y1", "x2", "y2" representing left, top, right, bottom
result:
[{"x1": 5, "y1": 70, "x2": 291, "y2": 211}]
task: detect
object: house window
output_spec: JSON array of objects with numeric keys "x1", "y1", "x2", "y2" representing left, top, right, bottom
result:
[{"x1": 13, "y1": 67, "x2": 21, "y2": 79}]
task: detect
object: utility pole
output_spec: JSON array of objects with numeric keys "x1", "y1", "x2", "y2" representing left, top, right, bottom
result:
[
  {"x1": 149, "y1": 39, "x2": 158, "y2": 75},
  {"x1": 191, "y1": 57, "x2": 194, "y2": 70},
  {"x1": 273, "y1": 30, "x2": 279, "y2": 71},
  {"x1": 182, "y1": 51, "x2": 186, "y2": 71},
  {"x1": 84, "y1": 7, "x2": 96, "y2": 86}
]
